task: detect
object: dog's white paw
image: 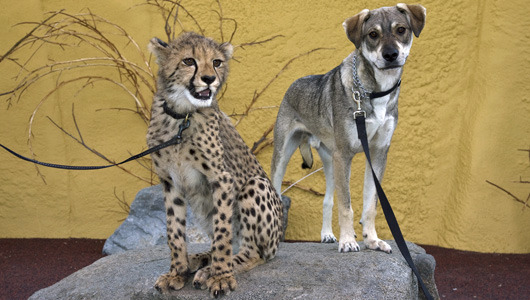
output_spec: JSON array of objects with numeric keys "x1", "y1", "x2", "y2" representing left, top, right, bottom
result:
[
  {"x1": 321, "y1": 233, "x2": 337, "y2": 243},
  {"x1": 338, "y1": 239, "x2": 360, "y2": 253},
  {"x1": 365, "y1": 238, "x2": 392, "y2": 254}
]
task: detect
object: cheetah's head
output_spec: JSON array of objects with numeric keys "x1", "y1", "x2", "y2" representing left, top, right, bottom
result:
[{"x1": 149, "y1": 32, "x2": 233, "y2": 109}]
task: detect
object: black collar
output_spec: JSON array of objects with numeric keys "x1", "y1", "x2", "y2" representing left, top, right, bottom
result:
[
  {"x1": 369, "y1": 79, "x2": 402, "y2": 99},
  {"x1": 162, "y1": 101, "x2": 189, "y2": 120}
]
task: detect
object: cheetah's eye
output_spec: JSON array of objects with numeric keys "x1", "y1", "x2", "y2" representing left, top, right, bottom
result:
[
  {"x1": 182, "y1": 58, "x2": 195, "y2": 66},
  {"x1": 213, "y1": 59, "x2": 223, "y2": 68}
]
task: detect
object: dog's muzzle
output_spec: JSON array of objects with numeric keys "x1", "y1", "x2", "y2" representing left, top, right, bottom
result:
[{"x1": 382, "y1": 46, "x2": 399, "y2": 62}]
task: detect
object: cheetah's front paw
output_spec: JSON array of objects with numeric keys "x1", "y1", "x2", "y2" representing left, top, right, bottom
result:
[
  {"x1": 154, "y1": 273, "x2": 187, "y2": 293},
  {"x1": 207, "y1": 273, "x2": 237, "y2": 298}
]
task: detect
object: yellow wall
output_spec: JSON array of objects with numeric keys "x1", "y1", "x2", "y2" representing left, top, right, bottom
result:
[{"x1": 0, "y1": 0, "x2": 529, "y2": 253}]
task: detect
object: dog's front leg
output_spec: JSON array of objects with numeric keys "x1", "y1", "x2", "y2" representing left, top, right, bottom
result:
[
  {"x1": 333, "y1": 152, "x2": 360, "y2": 252},
  {"x1": 360, "y1": 146, "x2": 392, "y2": 254}
]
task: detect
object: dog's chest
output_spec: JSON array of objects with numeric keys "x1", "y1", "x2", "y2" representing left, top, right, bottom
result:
[
  {"x1": 371, "y1": 96, "x2": 389, "y2": 123},
  {"x1": 364, "y1": 94, "x2": 397, "y2": 146}
]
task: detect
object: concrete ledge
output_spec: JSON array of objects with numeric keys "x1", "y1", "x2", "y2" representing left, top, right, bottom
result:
[{"x1": 30, "y1": 241, "x2": 439, "y2": 300}]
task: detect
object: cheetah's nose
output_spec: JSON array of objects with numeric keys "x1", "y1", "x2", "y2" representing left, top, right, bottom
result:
[{"x1": 201, "y1": 76, "x2": 216, "y2": 85}]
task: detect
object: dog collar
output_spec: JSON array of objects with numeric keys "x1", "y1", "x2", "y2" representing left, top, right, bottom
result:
[
  {"x1": 370, "y1": 79, "x2": 401, "y2": 99},
  {"x1": 351, "y1": 54, "x2": 401, "y2": 100},
  {"x1": 162, "y1": 101, "x2": 191, "y2": 120}
]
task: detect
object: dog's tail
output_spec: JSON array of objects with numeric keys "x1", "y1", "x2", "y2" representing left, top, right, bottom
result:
[{"x1": 299, "y1": 134, "x2": 313, "y2": 169}]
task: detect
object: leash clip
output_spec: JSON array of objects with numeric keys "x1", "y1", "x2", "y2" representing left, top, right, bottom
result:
[
  {"x1": 352, "y1": 90, "x2": 366, "y2": 119},
  {"x1": 175, "y1": 113, "x2": 191, "y2": 143}
]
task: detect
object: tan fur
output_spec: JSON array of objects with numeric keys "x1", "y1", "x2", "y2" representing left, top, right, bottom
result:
[{"x1": 147, "y1": 32, "x2": 283, "y2": 298}]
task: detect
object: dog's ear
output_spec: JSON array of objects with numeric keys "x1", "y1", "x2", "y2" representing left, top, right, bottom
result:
[
  {"x1": 343, "y1": 9, "x2": 370, "y2": 49},
  {"x1": 148, "y1": 37, "x2": 170, "y2": 64},
  {"x1": 396, "y1": 3, "x2": 426, "y2": 37}
]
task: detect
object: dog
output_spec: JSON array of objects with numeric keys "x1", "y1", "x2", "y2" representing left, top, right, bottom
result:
[{"x1": 270, "y1": 3, "x2": 426, "y2": 253}]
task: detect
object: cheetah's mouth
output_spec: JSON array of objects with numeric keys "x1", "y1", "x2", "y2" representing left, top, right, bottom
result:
[{"x1": 189, "y1": 87, "x2": 212, "y2": 100}]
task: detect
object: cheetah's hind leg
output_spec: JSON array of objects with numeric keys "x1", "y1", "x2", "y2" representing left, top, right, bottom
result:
[{"x1": 232, "y1": 176, "x2": 282, "y2": 273}]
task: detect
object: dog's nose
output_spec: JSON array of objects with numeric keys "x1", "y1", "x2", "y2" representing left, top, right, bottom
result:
[
  {"x1": 383, "y1": 48, "x2": 399, "y2": 62},
  {"x1": 201, "y1": 75, "x2": 216, "y2": 85}
]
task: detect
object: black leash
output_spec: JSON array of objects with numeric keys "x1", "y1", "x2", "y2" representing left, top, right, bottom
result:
[
  {"x1": 0, "y1": 117, "x2": 190, "y2": 170},
  {"x1": 354, "y1": 112, "x2": 433, "y2": 300}
]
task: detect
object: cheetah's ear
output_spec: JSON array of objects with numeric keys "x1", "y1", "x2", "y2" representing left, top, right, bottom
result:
[
  {"x1": 220, "y1": 42, "x2": 234, "y2": 60},
  {"x1": 148, "y1": 37, "x2": 170, "y2": 63}
]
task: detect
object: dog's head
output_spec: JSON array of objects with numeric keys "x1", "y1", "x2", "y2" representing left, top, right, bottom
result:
[{"x1": 343, "y1": 3, "x2": 426, "y2": 70}]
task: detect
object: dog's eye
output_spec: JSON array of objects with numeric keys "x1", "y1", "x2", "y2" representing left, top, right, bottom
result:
[
  {"x1": 397, "y1": 27, "x2": 406, "y2": 35},
  {"x1": 369, "y1": 31, "x2": 378, "y2": 39},
  {"x1": 213, "y1": 59, "x2": 223, "y2": 68},
  {"x1": 182, "y1": 58, "x2": 195, "y2": 66}
]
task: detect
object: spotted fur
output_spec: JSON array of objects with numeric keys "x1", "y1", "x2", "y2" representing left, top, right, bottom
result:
[{"x1": 147, "y1": 32, "x2": 283, "y2": 298}]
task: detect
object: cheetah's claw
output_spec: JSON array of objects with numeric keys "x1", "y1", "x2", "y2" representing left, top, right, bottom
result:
[{"x1": 207, "y1": 273, "x2": 237, "y2": 298}]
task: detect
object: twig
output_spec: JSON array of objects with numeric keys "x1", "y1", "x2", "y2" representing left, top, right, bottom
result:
[
  {"x1": 112, "y1": 187, "x2": 130, "y2": 221},
  {"x1": 282, "y1": 179, "x2": 325, "y2": 197},
  {"x1": 214, "y1": 0, "x2": 224, "y2": 42},
  {"x1": 251, "y1": 123, "x2": 274, "y2": 153},
  {"x1": 513, "y1": 176, "x2": 530, "y2": 184},
  {"x1": 486, "y1": 180, "x2": 530, "y2": 210},
  {"x1": 235, "y1": 35, "x2": 284, "y2": 49},
  {"x1": 44, "y1": 104, "x2": 152, "y2": 184},
  {"x1": 230, "y1": 105, "x2": 279, "y2": 117},
  {"x1": 518, "y1": 148, "x2": 530, "y2": 162},
  {"x1": 282, "y1": 167, "x2": 324, "y2": 195},
  {"x1": 145, "y1": 0, "x2": 204, "y2": 36},
  {"x1": 0, "y1": 10, "x2": 64, "y2": 64},
  {"x1": 252, "y1": 138, "x2": 273, "y2": 156}
]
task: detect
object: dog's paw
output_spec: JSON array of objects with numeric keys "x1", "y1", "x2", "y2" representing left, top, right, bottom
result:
[
  {"x1": 338, "y1": 239, "x2": 360, "y2": 253},
  {"x1": 154, "y1": 272, "x2": 186, "y2": 293},
  {"x1": 207, "y1": 273, "x2": 237, "y2": 298},
  {"x1": 192, "y1": 267, "x2": 210, "y2": 290},
  {"x1": 365, "y1": 238, "x2": 392, "y2": 254},
  {"x1": 321, "y1": 233, "x2": 337, "y2": 243}
]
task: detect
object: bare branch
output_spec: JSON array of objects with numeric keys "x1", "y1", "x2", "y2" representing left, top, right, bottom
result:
[
  {"x1": 214, "y1": 0, "x2": 224, "y2": 42},
  {"x1": 112, "y1": 187, "x2": 130, "y2": 221},
  {"x1": 282, "y1": 180, "x2": 325, "y2": 197},
  {"x1": 486, "y1": 180, "x2": 530, "y2": 210},
  {"x1": 235, "y1": 35, "x2": 284, "y2": 49},
  {"x1": 251, "y1": 123, "x2": 274, "y2": 153},
  {"x1": 0, "y1": 10, "x2": 64, "y2": 64},
  {"x1": 46, "y1": 110, "x2": 153, "y2": 184}
]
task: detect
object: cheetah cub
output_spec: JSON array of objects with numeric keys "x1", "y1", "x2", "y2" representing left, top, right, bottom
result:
[{"x1": 147, "y1": 32, "x2": 283, "y2": 298}]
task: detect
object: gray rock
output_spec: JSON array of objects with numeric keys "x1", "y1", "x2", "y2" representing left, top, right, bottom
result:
[
  {"x1": 103, "y1": 185, "x2": 291, "y2": 255},
  {"x1": 31, "y1": 241, "x2": 439, "y2": 300},
  {"x1": 280, "y1": 195, "x2": 291, "y2": 240},
  {"x1": 103, "y1": 185, "x2": 209, "y2": 255}
]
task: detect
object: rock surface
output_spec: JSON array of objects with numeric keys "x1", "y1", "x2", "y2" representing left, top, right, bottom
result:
[
  {"x1": 103, "y1": 185, "x2": 209, "y2": 255},
  {"x1": 30, "y1": 241, "x2": 439, "y2": 300},
  {"x1": 103, "y1": 186, "x2": 291, "y2": 255}
]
